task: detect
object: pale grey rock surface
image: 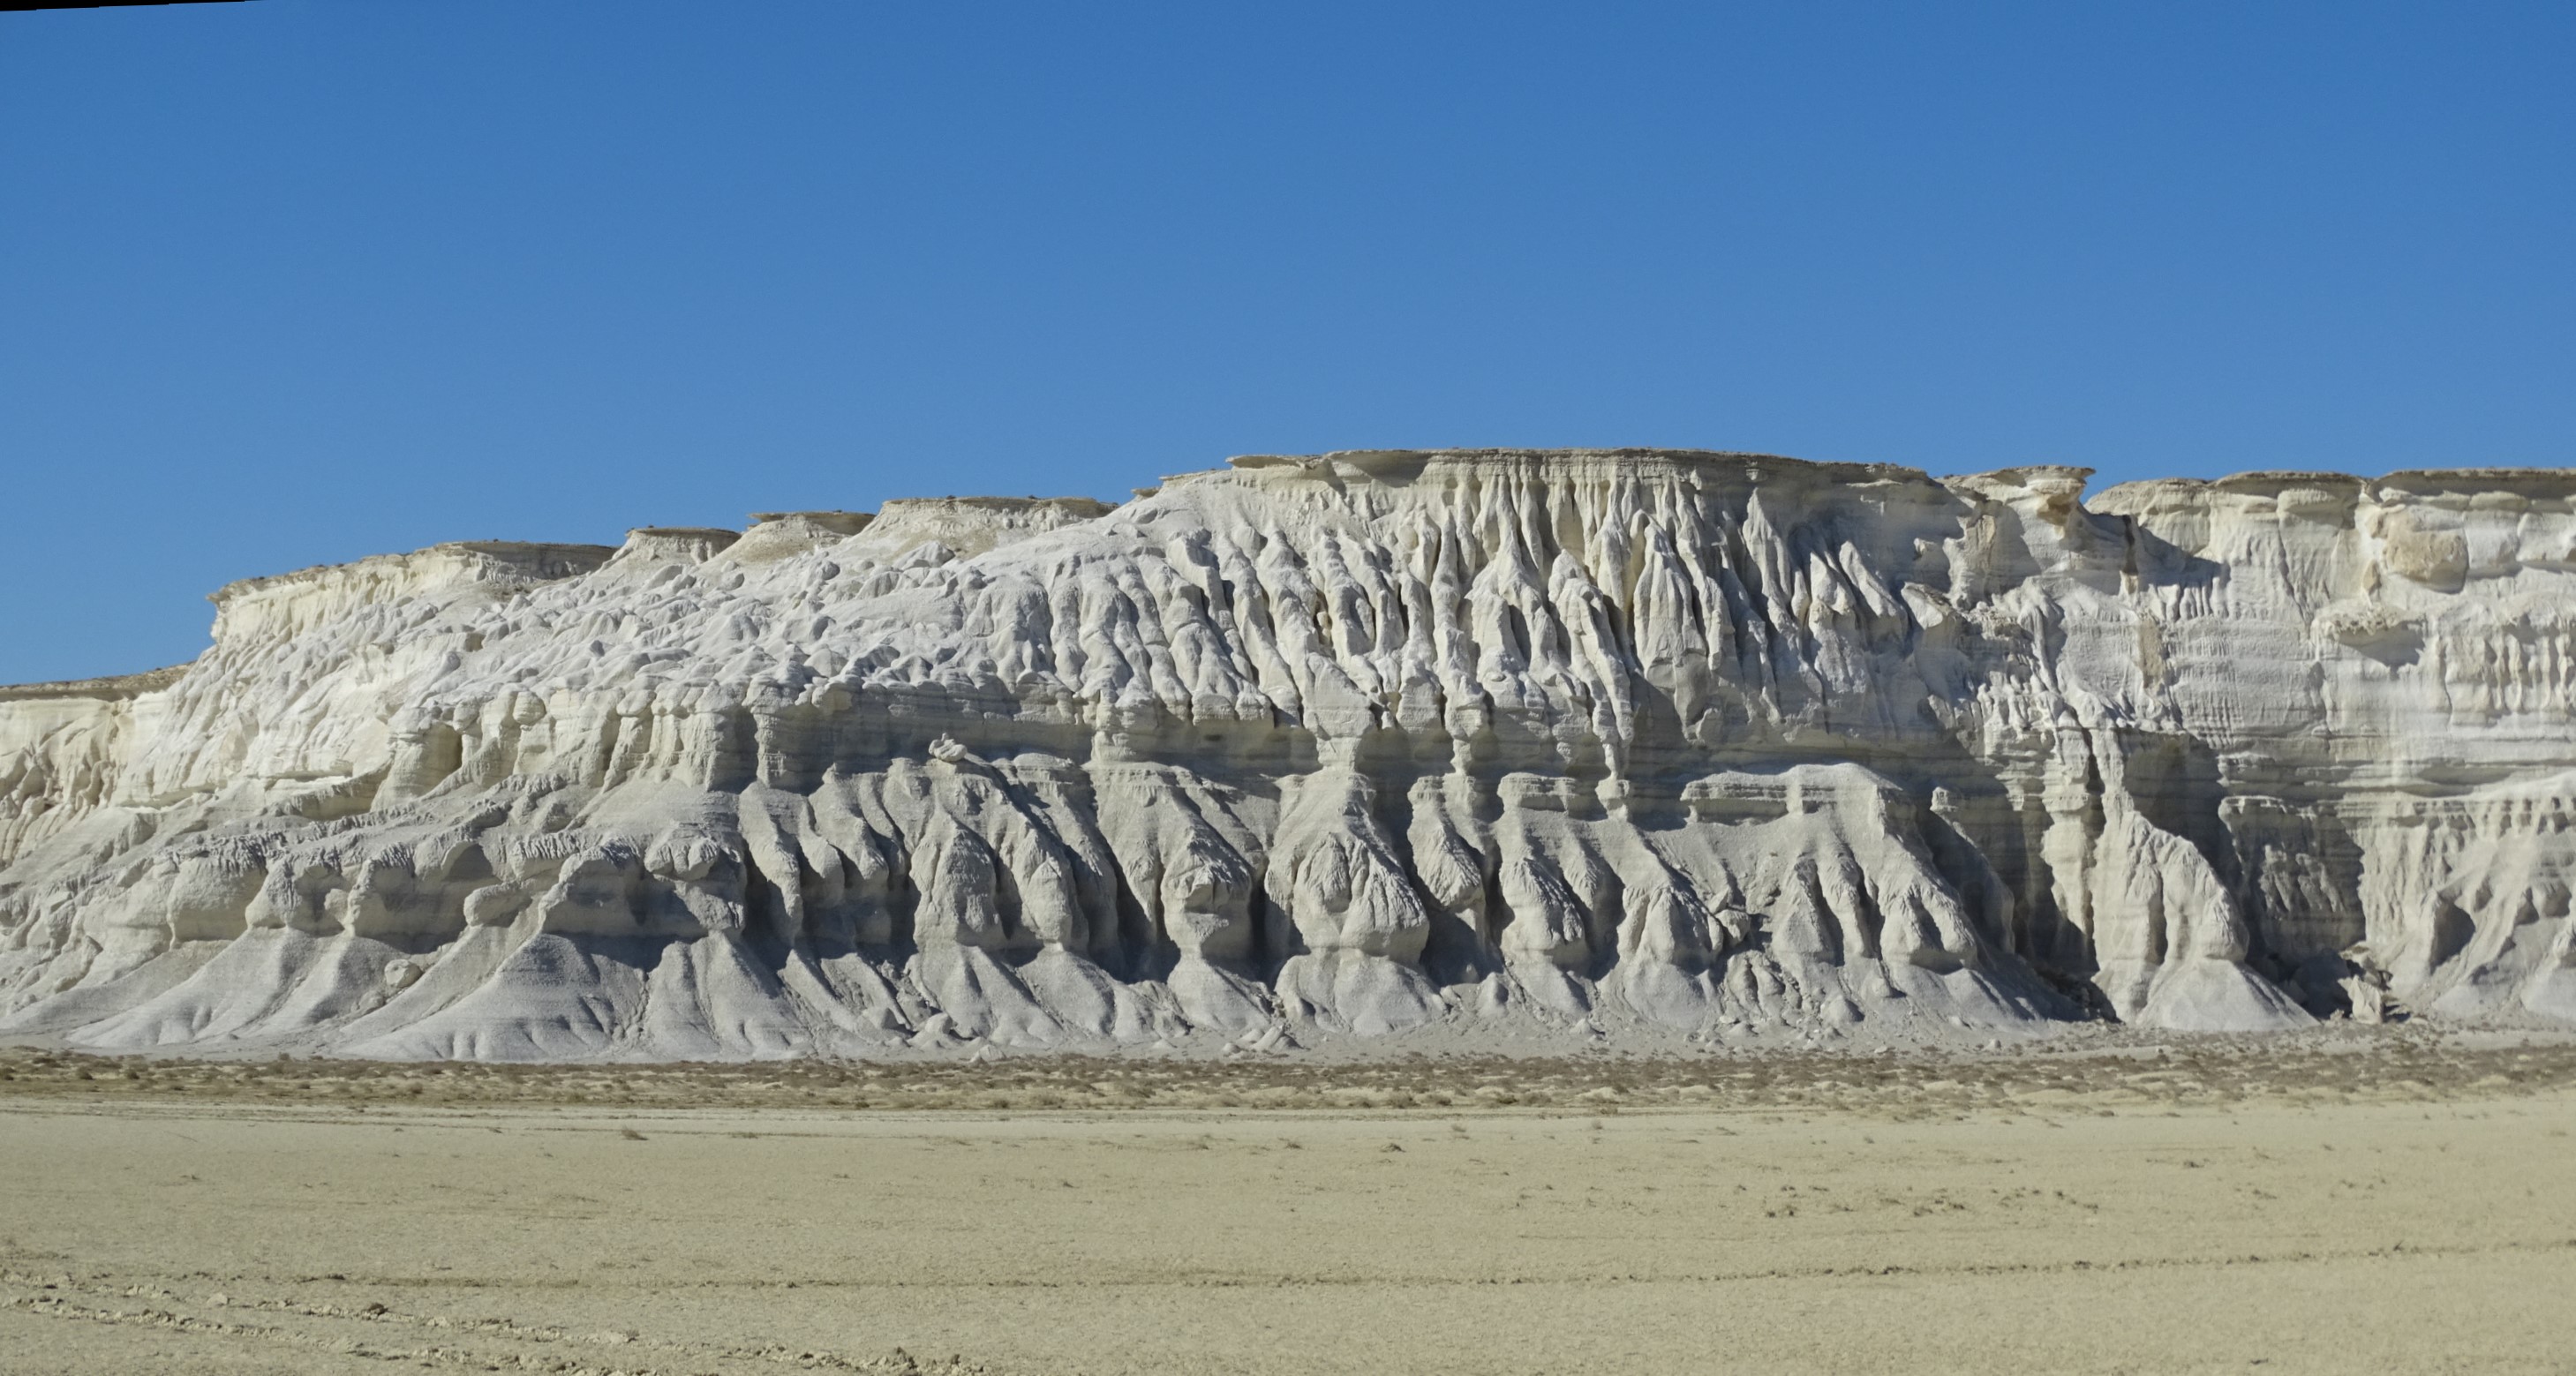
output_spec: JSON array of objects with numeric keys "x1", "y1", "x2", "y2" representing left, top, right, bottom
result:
[{"x1": 1, "y1": 449, "x2": 2570, "y2": 1059}]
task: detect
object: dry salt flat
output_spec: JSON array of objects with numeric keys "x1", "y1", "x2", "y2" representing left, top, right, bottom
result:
[{"x1": 4, "y1": 1035, "x2": 2574, "y2": 1375}]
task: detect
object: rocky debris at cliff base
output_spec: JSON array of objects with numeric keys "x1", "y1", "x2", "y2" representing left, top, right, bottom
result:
[
  {"x1": 1, "y1": 448, "x2": 2572, "y2": 1059},
  {"x1": 4, "y1": 1026, "x2": 2571, "y2": 1112}
]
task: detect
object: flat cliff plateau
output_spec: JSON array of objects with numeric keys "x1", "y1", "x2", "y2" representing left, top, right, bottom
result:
[{"x1": 2, "y1": 448, "x2": 2572, "y2": 1061}]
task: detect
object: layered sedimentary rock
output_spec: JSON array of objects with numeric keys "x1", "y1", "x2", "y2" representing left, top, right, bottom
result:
[{"x1": 1, "y1": 450, "x2": 2570, "y2": 1060}]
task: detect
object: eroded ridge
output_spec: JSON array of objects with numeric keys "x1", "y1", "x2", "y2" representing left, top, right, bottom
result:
[{"x1": 2, "y1": 450, "x2": 2572, "y2": 1059}]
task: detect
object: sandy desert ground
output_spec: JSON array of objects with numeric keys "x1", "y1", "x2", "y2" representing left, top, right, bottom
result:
[{"x1": 4, "y1": 1034, "x2": 2574, "y2": 1376}]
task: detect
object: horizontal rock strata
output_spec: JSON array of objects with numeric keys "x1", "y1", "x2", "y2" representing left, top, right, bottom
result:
[{"x1": 1, "y1": 450, "x2": 2571, "y2": 1059}]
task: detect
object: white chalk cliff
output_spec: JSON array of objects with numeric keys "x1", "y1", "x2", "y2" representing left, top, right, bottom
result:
[{"x1": 2, "y1": 451, "x2": 2572, "y2": 1059}]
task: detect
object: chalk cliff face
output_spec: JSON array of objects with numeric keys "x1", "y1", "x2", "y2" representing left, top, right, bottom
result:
[{"x1": 2, "y1": 450, "x2": 2571, "y2": 1059}]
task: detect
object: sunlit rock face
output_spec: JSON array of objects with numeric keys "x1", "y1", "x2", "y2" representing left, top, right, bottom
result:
[{"x1": 1, "y1": 450, "x2": 2569, "y2": 1060}]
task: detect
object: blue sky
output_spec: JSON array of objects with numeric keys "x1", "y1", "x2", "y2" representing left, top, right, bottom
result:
[{"x1": 4, "y1": 2, "x2": 2571, "y2": 682}]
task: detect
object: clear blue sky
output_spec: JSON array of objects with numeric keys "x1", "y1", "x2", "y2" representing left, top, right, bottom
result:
[{"x1": 4, "y1": 2, "x2": 2571, "y2": 682}]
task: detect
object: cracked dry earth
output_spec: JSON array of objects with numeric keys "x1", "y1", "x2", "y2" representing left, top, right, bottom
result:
[{"x1": 4, "y1": 1035, "x2": 2575, "y2": 1376}]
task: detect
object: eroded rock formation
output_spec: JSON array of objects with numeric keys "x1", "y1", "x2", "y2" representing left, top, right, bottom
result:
[{"x1": 2, "y1": 450, "x2": 2570, "y2": 1058}]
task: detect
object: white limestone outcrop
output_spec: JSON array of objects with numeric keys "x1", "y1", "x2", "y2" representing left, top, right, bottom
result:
[{"x1": 1, "y1": 450, "x2": 2570, "y2": 1059}]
